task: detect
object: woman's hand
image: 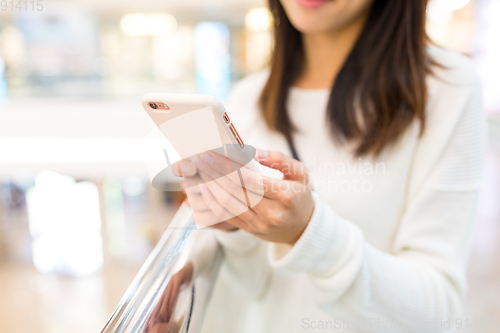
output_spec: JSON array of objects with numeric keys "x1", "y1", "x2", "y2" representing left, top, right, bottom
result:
[
  {"x1": 174, "y1": 149, "x2": 314, "y2": 245},
  {"x1": 175, "y1": 159, "x2": 239, "y2": 232}
]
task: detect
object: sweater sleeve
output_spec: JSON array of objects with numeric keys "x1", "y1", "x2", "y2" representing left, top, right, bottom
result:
[{"x1": 267, "y1": 79, "x2": 486, "y2": 331}]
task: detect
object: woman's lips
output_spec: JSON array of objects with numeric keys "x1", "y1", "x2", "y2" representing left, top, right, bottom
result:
[{"x1": 295, "y1": 0, "x2": 331, "y2": 8}]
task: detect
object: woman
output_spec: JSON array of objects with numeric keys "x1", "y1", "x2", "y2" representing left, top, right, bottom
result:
[{"x1": 176, "y1": 0, "x2": 486, "y2": 332}]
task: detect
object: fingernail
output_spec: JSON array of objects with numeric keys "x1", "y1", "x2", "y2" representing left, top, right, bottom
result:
[
  {"x1": 257, "y1": 149, "x2": 268, "y2": 161},
  {"x1": 201, "y1": 152, "x2": 214, "y2": 165},
  {"x1": 198, "y1": 171, "x2": 205, "y2": 178}
]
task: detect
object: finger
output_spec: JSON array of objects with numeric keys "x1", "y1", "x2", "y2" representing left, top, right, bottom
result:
[
  {"x1": 199, "y1": 151, "x2": 243, "y2": 175},
  {"x1": 257, "y1": 149, "x2": 309, "y2": 183},
  {"x1": 183, "y1": 175, "x2": 203, "y2": 190},
  {"x1": 191, "y1": 187, "x2": 250, "y2": 229},
  {"x1": 197, "y1": 154, "x2": 301, "y2": 210},
  {"x1": 192, "y1": 209, "x2": 222, "y2": 227},
  {"x1": 198, "y1": 177, "x2": 259, "y2": 225},
  {"x1": 193, "y1": 156, "x2": 263, "y2": 205},
  {"x1": 198, "y1": 152, "x2": 266, "y2": 195},
  {"x1": 184, "y1": 178, "x2": 204, "y2": 210},
  {"x1": 197, "y1": 152, "x2": 248, "y2": 188},
  {"x1": 236, "y1": 165, "x2": 281, "y2": 200},
  {"x1": 193, "y1": 153, "x2": 277, "y2": 200},
  {"x1": 193, "y1": 184, "x2": 240, "y2": 225},
  {"x1": 172, "y1": 160, "x2": 197, "y2": 177},
  {"x1": 194, "y1": 209, "x2": 249, "y2": 231},
  {"x1": 210, "y1": 221, "x2": 239, "y2": 231},
  {"x1": 185, "y1": 193, "x2": 209, "y2": 211}
]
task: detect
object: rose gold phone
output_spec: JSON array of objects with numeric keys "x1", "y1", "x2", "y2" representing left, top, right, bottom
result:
[
  {"x1": 142, "y1": 93, "x2": 253, "y2": 163},
  {"x1": 142, "y1": 93, "x2": 263, "y2": 228}
]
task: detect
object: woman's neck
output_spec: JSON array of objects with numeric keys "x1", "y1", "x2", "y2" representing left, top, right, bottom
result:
[{"x1": 294, "y1": 14, "x2": 369, "y2": 90}]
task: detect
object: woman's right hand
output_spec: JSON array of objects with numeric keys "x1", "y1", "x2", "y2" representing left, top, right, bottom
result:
[{"x1": 175, "y1": 159, "x2": 239, "y2": 232}]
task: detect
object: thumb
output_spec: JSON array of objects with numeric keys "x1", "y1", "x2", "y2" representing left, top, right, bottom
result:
[{"x1": 256, "y1": 149, "x2": 309, "y2": 183}]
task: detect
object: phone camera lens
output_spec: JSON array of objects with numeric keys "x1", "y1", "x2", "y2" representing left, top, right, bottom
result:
[{"x1": 149, "y1": 103, "x2": 158, "y2": 109}]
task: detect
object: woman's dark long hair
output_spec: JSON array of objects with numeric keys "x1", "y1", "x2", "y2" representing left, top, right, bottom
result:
[{"x1": 260, "y1": 0, "x2": 433, "y2": 157}]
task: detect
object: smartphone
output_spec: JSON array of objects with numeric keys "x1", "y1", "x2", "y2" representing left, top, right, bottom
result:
[
  {"x1": 141, "y1": 93, "x2": 259, "y2": 186},
  {"x1": 142, "y1": 93, "x2": 266, "y2": 227},
  {"x1": 142, "y1": 92, "x2": 254, "y2": 158}
]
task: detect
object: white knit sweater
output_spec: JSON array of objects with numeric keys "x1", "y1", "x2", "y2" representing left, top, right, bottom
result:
[{"x1": 193, "y1": 46, "x2": 486, "y2": 333}]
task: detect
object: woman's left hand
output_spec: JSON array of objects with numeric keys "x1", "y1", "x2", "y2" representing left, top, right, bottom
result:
[{"x1": 174, "y1": 149, "x2": 315, "y2": 246}]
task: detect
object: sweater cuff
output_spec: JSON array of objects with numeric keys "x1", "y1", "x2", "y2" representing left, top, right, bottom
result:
[
  {"x1": 214, "y1": 228, "x2": 260, "y2": 255},
  {"x1": 268, "y1": 191, "x2": 361, "y2": 276}
]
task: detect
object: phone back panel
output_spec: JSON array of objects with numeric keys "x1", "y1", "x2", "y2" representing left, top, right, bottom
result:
[{"x1": 141, "y1": 93, "x2": 256, "y2": 167}]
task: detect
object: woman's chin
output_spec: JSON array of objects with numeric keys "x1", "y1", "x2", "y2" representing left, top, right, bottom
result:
[
  {"x1": 280, "y1": 0, "x2": 373, "y2": 35},
  {"x1": 288, "y1": 17, "x2": 342, "y2": 34}
]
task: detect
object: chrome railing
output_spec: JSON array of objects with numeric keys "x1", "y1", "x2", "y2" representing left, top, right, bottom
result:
[{"x1": 100, "y1": 202, "x2": 222, "y2": 333}]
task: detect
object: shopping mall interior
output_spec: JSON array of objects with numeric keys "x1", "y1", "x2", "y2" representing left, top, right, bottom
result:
[{"x1": 0, "y1": 0, "x2": 499, "y2": 332}]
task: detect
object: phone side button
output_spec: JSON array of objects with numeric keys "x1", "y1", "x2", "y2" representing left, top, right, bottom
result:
[
  {"x1": 222, "y1": 112, "x2": 230, "y2": 124},
  {"x1": 229, "y1": 123, "x2": 244, "y2": 149}
]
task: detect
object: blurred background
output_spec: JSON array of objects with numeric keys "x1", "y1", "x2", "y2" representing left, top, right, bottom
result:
[{"x1": 0, "y1": 0, "x2": 499, "y2": 332}]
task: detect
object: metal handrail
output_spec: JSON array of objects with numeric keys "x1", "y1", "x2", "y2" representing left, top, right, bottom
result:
[{"x1": 100, "y1": 202, "x2": 222, "y2": 333}]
